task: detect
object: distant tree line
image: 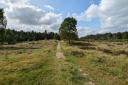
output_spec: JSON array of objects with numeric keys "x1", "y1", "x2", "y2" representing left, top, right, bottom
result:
[
  {"x1": 80, "y1": 32, "x2": 128, "y2": 41},
  {"x1": 0, "y1": 8, "x2": 59, "y2": 44},
  {"x1": 0, "y1": 28, "x2": 60, "y2": 44}
]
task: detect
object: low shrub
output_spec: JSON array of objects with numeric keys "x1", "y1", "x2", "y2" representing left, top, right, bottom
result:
[
  {"x1": 93, "y1": 56, "x2": 107, "y2": 64},
  {"x1": 71, "y1": 50, "x2": 85, "y2": 57},
  {"x1": 107, "y1": 44, "x2": 115, "y2": 47},
  {"x1": 113, "y1": 50, "x2": 128, "y2": 56},
  {"x1": 116, "y1": 43, "x2": 123, "y2": 45},
  {"x1": 80, "y1": 46, "x2": 96, "y2": 50},
  {"x1": 71, "y1": 41, "x2": 95, "y2": 47},
  {"x1": 98, "y1": 48, "x2": 113, "y2": 54}
]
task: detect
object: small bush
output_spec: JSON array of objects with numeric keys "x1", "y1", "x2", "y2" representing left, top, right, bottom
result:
[
  {"x1": 94, "y1": 56, "x2": 107, "y2": 63},
  {"x1": 18, "y1": 49, "x2": 28, "y2": 54},
  {"x1": 97, "y1": 47, "x2": 128, "y2": 56},
  {"x1": 122, "y1": 62, "x2": 128, "y2": 73},
  {"x1": 71, "y1": 50, "x2": 85, "y2": 57},
  {"x1": 80, "y1": 46, "x2": 96, "y2": 50},
  {"x1": 70, "y1": 68, "x2": 87, "y2": 85},
  {"x1": 113, "y1": 50, "x2": 128, "y2": 56},
  {"x1": 116, "y1": 43, "x2": 123, "y2": 45},
  {"x1": 71, "y1": 41, "x2": 95, "y2": 46},
  {"x1": 98, "y1": 48, "x2": 113, "y2": 54},
  {"x1": 17, "y1": 51, "x2": 24, "y2": 54},
  {"x1": 107, "y1": 44, "x2": 114, "y2": 47}
]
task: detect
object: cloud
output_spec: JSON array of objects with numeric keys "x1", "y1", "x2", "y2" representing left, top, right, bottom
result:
[
  {"x1": 99, "y1": 0, "x2": 128, "y2": 26},
  {"x1": 40, "y1": 12, "x2": 62, "y2": 25},
  {"x1": 76, "y1": 0, "x2": 128, "y2": 35},
  {"x1": 77, "y1": 4, "x2": 99, "y2": 21},
  {"x1": 0, "y1": 0, "x2": 62, "y2": 32},
  {"x1": 7, "y1": 6, "x2": 45, "y2": 25},
  {"x1": 44, "y1": 5, "x2": 54, "y2": 11},
  {"x1": 77, "y1": 27, "x2": 98, "y2": 37}
]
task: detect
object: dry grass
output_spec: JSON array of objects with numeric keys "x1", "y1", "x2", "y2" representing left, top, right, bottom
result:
[
  {"x1": 0, "y1": 40, "x2": 127, "y2": 85},
  {"x1": 0, "y1": 40, "x2": 58, "y2": 85},
  {"x1": 61, "y1": 41, "x2": 128, "y2": 85}
]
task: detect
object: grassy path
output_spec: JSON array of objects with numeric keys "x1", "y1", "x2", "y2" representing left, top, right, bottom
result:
[
  {"x1": 55, "y1": 41, "x2": 93, "y2": 85},
  {"x1": 56, "y1": 42, "x2": 65, "y2": 59}
]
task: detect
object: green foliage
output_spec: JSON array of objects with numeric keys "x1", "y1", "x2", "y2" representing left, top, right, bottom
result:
[
  {"x1": 0, "y1": 28, "x2": 5, "y2": 44},
  {"x1": 0, "y1": 9, "x2": 7, "y2": 29},
  {"x1": 59, "y1": 17, "x2": 78, "y2": 43},
  {"x1": 0, "y1": 9, "x2": 7, "y2": 44},
  {"x1": 0, "y1": 29, "x2": 60, "y2": 44},
  {"x1": 81, "y1": 32, "x2": 128, "y2": 41}
]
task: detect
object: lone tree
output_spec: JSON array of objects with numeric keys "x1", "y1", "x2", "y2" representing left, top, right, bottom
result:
[
  {"x1": 0, "y1": 9, "x2": 7, "y2": 44},
  {"x1": 0, "y1": 9, "x2": 7, "y2": 29},
  {"x1": 59, "y1": 17, "x2": 78, "y2": 44}
]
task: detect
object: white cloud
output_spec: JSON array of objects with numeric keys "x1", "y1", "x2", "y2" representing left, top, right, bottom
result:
[
  {"x1": 77, "y1": 4, "x2": 99, "y2": 21},
  {"x1": 0, "y1": 0, "x2": 62, "y2": 32},
  {"x1": 40, "y1": 12, "x2": 62, "y2": 25},
  {"x1": 78, "y1": 27, "x2": 97, "y2": 37},
  {"x1": 76, "y1": 0, "x2": 128, "y2": 36},
  {"x1": 44, "y1": 5, "x2": 54, "y2": 11}
]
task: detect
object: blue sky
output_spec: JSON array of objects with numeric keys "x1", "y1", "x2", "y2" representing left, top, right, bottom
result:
[
  {"x1": 31, "y1": 0, "x2": 99, "y2": 15},
  {"x1": 31, "y1": 0, "x2": 100, "y2": 30},
  {"x1": 1, "y1": 0, "x2": 128, "y2": 36}
]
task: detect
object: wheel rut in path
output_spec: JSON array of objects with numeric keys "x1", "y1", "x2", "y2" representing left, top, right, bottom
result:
[
  {"x1": 55, "y1": 42, "x2": 95, "y2": 85},
  {"x1": 56, "y1": 42, "x2": 65, "y2": 59}
]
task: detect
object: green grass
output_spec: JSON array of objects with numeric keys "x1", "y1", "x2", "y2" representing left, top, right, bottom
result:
[
  {"x1": 61, "y1": 41, "x2": 128, "y2": 85},
  {"x1": 0, "y1": 40, "x2": 127, "y2": 85},
  {"x1": 0, "y1": 40, "x2": 58, "y2": 85},
  {"x1": 0, "y1": 40, "x2": 89, "y2": 85}
]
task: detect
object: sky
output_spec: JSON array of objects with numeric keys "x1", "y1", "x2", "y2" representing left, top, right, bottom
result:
[{"x1": 0, "y1": 0, "x2": 128, "y2": 37}]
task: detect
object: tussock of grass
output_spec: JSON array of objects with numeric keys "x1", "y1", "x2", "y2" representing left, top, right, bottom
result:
[
  {"x1": 113, "y1": 50, "x2": 128, "y2": 56},
  {"x1": 80, "y1": 46, "x2": 96, "y2": 50},
  {"x1": 70, "y1": 50, "x2": 85, "y2": 57},
  {"x1": 70, "y1": 68, "x2": 87, "y2": 85},
  {"x1": 71, "y1": 41, "x2": 95, "y2": 46},
  {"x1": 97, "y1": 47, "x2": 128, "y2": 56},
  {"x1": 97, "y1": 47, "x2": 113, "y2": 54}
]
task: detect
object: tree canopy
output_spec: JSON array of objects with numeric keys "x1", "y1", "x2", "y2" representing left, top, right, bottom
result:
[
  {"x1": 59, "y1": 17, "x2": 78, "y2": 43},
  {"x1": 0, "y1": 9, "x2": 7, "y2": 44},
  {"x1": 0, "y1": 9, "x2": 7, "y2": 29},
  {"x1": 0, "y1": 29, "x2": 60, "y2": 44}
]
